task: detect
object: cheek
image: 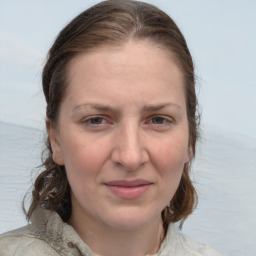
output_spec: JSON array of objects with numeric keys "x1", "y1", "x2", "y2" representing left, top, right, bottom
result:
[
  {"x1": 157, "y1": 148, "x2": 186, "y2": 203},
  {"x1": 153, "y1": 136, "x2": 188, "y2": 171},
  {"x1": 60, "y1": 135, "x2": 112, "y2": 190},
  {"x1": 151, "y1": 134, "x2": 188, "y2": 196}
]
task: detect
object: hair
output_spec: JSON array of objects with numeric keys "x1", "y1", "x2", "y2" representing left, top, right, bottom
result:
[{"x1": 24, "y1": 0, "x2": 199, "y2": 230}]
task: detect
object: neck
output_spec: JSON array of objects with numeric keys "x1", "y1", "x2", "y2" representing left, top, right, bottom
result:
[{"x1": 69, "y1": 211, "x2": 164, "y2": 256}]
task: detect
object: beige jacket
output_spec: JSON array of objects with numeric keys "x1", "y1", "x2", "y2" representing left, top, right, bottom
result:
[{"x1": 0, "y1": 208, "x2": 223, "y2": 256}]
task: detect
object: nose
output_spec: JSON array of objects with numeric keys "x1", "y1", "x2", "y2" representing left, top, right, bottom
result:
[{"x1": 111, "y1": 122, "x2": 149, "y2": 171}]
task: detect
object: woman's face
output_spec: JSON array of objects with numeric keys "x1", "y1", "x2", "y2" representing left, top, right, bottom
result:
[{"x1": 49, "y1": 41, "x2": 190, "y2": 230}]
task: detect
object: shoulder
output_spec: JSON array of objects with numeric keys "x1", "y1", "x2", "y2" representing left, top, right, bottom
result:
[
  {"x1": 178, "y1": 232, "x2": 223, "y2": 256},
  {"x1": 163, "y1": 224, "x2": 224, "y2": 256},
  {"x1": 0, "y1": 225, "x2": 59, "y2": 256}
]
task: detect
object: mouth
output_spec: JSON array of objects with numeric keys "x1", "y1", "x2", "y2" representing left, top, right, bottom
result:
[{"x1": 103, "y1": 179, "x2": 153, "y2": 200}]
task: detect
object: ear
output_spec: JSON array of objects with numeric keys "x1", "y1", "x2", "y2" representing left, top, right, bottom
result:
[
  {"x1": 46, "y1": 119, "x2": 64, "y2": 165},
  {"x1": 185, "y1": 147, "x2": 191, "y2": 163}
]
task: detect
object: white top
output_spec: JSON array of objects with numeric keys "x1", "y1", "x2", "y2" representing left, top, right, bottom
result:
[
  {"x1": 0, "y1": 208, "x2": 223, "y2": 255},
  {"x1": 153, "y1": 223, "x2": 223, "y2": 256}
]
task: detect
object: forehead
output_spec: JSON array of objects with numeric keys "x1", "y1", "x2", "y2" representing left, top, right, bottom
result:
[
  {"x1": 67, "y1": 40, "x2": 183, "y2": 83},
  {"x1": 63, "y1": 40, "x2": 185, "y2": 108}
]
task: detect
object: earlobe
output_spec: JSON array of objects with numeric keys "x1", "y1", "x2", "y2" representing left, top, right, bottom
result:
[{"x1": 46, "y1": 119, "x2": 64, "y2": 165}]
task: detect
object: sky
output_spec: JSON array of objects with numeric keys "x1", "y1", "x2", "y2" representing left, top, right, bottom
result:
[{"x1": 0, "y1": 0, "x2": 256, "y2": 139}]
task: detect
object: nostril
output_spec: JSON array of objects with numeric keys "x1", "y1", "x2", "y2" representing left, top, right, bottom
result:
[{"x1": 111, "y1": 148, "x2": 148, "y2": 171}]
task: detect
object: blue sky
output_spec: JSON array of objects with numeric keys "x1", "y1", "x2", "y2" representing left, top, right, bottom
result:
[{"x1": 1, "y1": 0, "x2": 256, "y2": 139}]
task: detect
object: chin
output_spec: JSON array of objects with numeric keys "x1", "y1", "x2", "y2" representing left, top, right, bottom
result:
[{"x1": 101, "y1": 206, "x2": 161, "y2": 231}]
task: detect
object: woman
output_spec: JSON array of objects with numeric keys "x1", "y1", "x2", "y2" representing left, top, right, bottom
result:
[{"x1": 0, "y1": 0, "x2": 223, "y2": 255}]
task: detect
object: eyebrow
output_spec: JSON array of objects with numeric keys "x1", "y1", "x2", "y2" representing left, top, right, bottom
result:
[
  {"x1": 72, "y1": 103, "x2": 117, "y2": 113},
  {"x1": 72, "y1": 103, "x2": 182, "y2": 114},
  {"x1": 142, "y1": 103, "x2": 182, "y2": 112}
]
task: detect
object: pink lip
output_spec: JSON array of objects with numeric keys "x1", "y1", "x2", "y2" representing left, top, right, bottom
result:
[{"x1": 103, "y1": 179, "x2": 153, "y2": 200}]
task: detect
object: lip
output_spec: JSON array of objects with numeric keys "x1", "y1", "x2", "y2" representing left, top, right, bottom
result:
[{"x1": 103, "y1": 179, "x2": 153, "y2": 200}]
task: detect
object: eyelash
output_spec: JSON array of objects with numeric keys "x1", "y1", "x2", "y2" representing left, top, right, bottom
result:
[
  {"x1": 146, "y1": 116, "x2": 173, "y2": 126},
  {"x1": 81, "y1": 115, "x2": 173, "y2": 128},
  {"x1": 81, "y1": 116, "x2": 109, "y2": 126}
]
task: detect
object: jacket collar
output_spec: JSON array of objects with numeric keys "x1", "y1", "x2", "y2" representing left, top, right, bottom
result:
[
  {"x1": 31, "y1": 208, "x2": 94, "y2": 255},
  {"x1": 30, "y1": 207, "x2": 180, "y2": 256}
]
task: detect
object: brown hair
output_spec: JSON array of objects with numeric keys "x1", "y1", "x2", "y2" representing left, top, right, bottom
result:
[{"x1": 24, "y1": 0, "x2": 199, "y2": 229}]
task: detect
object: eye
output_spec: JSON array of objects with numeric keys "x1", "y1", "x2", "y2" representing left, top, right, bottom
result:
[
  {"x1": 88, "y1": 117, "x2": 105, "y2": 125},
  {"x1": 82, "y1": 116, "x2": 109, "y2": 127},
  {"x1": 151, "y1": 116, "x2": 167, "y2": 124},
  {"x1": 145, "y1": 115, "x2": 173, "y2": 128}
]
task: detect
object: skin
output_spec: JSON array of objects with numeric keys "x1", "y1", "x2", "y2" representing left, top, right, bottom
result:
[{"x1": 48, "y1": 40, "x2": 190, "y2": 256}]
